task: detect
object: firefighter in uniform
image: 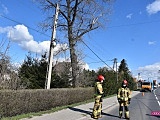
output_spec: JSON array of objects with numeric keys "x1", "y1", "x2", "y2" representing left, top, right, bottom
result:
[
  {"x1": 91, "y1": 75, "x2": 105, "y2": 119},
  {"x1": 117, "y1": 80, "x2": 131, "y2": 119}
]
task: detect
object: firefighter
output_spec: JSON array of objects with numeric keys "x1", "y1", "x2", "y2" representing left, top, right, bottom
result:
[
  {"x1": 91, "y1": 75, "x2": 105, "y2": 119},
  {"x1": 117, "y1": 80, "x2": 131, "y2": 119}
]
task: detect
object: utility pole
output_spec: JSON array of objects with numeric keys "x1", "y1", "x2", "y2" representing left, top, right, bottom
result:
[
  {"x1": 45, "y1": 4, "x2": 59, "y2": 89},
  {"x1": 137, "y1": 73, "x2": 140, "y2": 89},
  {"x1": 113, "y1": 58, "x2": 118, "y2": 83}
]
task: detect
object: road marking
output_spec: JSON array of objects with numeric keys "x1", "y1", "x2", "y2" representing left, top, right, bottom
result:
[
  {"x1": 153, "y1": 89, "x2": 160, "y2": 107},
  {"x1": 158, "y1": 101, "x2": 160, "y2": 106}
]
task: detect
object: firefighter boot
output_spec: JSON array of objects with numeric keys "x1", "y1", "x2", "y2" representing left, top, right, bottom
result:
[
  {"x1": 125, "y1": 111, "x2": 130, "y2": 119},
  {"x1": 91, "y1": 114, "x2": 98, "y2": 119},
  {"x1": 97, "y1": 112, "x2": 102, "y2": 118},
  {"x1": 91, "y1": 110, "x2": 98, "y2": 119},
  {"x1": 119, "y1": 111, "x2": 123, "y2": 119}
]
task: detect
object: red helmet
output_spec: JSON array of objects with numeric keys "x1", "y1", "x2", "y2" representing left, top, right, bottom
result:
[{"x1": 97, "y1": 75, "x2": 105, "y2": 82}]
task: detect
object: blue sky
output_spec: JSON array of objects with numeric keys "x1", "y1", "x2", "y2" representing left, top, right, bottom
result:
[{"x1": 0, "y1": 0, "x2": 160, "y2": 81}]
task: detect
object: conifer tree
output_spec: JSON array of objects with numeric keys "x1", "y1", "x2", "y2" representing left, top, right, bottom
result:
[{"x1": 118, "y1": 59, "x2": 136, "y2": 90}]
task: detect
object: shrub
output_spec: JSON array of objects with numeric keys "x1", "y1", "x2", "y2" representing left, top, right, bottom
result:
[{"x1": 0, "y1": 87, "x2": 94, "y2": 117}]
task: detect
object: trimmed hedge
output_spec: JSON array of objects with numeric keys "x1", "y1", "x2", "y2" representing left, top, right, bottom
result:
[{"x1": 0, "y1": 87, "x2": 94, "y2": 117}]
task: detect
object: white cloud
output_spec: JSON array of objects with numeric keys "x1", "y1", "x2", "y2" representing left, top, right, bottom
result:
[
  {"x1": 0, "y1": 26, "x2": 12, "y2": 33},
  {"x1": 126, "y1": 13, "x2": 133, "y2": 19},
  {"x1": 0, "y1": 24, "x2": 68, "y2": 55},
  {"x1": 137, "y1": 62, "x2": 160, "y2": 81},
  {"x1": 148, "y1": 41, "x2": 156, "y2": 45},
  {"x1": 7, "y1": 25, "x2": 33, "y2": 43},
  {"x1": 53, "y1": 43, "x2": 68, "y2": 54},
  {"x1": 146, "y1": 0, "x2": 160, "y2": 15},
  {"x1": 79, "y1": 62, "x2": 89, "y2": 70}
]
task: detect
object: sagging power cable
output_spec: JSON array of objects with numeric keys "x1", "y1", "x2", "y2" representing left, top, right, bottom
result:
[
  {"x1": 81, "y1": 40, "x2": 114, "y2": 71},
  {"x1": 0, "y1": 14, "x2": 51, "y2": 38}
]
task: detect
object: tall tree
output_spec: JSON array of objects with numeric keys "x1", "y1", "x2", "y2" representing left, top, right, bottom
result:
[
  {"x1": 118, "y1": 59, "x2": 129, "y2": 81},
  {"x1": 118, "y1": 59, "x2": 130, "y2": 74},
  {"x1": 95, "y1": 67, "x2": 118, "y2": 96},
  {"x1": 118, "y1": 59, "x2": 136, "y2": 90},
  {"x1": 37, "y1": 0, "x2": 113, "y2": 87}
]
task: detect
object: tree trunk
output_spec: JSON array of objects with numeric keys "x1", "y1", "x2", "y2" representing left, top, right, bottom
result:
[{"x1": 68, "y1": 26, "x2": 78, "y2": 87}]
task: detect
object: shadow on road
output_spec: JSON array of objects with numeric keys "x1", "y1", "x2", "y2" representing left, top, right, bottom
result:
[
  {"x1": 68, "y1": 107, "x2": 121, "y2": 119},
  {"x1": 146, "y1": 114, "x2": 160, "y2": 119},
  {"x1": 68, "y1": 107, "x2": 92, "y2": 115},
  {"x1": 102, "y1": 112, "x2": 120, "y2": 118}
]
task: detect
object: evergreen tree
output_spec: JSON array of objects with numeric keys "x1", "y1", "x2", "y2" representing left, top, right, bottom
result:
[
  {"x1": 97, "y1": 67, "x2": 118, "y2": 96},
  {"x1": 118, "y1": 59, "x2": 130, "y2": 74},
  {"x1": 19, "y1": 53, "x2": 47, "y2": 89},
  {"x1": 118, "y1": 59, "x2": 136, "y2": 90}
]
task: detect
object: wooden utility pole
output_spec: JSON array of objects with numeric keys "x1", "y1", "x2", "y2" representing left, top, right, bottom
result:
[{"x1": 45, "y1": 4, "x2": 59, "y2": 89}]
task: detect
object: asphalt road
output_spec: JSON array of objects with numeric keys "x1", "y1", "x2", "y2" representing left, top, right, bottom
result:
[{"x1": 100, "y1": 88, "x2": 160, "y2": 120}]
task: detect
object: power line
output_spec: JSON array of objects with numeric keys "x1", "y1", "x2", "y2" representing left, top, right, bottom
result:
[
  {"x1": 87, "y1": 60, "x2": 113, "y2": 64},
  {"x1": 1, "y1": 13, "x2": 160, "y2": 40},
  {"x1": 2, "y1": 14, "x2": 160, "y2": 38},
  {"x1": 84, "y1": 38, "x2": 114, "y2": 59},
  {"x1": 81, "y1": 40, "x2": 114, "y2": 71},
  {"x1": 0, "y1": 14, "x2": 51, "y2": 38}
]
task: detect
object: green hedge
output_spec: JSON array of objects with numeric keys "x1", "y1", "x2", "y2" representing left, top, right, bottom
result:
[{"x1": 0, "y1": 87, "x2": 94, "y2": 117}]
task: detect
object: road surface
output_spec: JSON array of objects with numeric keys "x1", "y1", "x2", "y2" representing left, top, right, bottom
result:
[{"x1": 100, "y1": 88, "x2": 160, "y2": 120}]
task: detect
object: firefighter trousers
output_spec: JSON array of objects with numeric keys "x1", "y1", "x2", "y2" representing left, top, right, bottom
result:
[
  {"x1": 119, "y1": 101, "x2": 129, "y2": 119},
  {"x1": 92, "y1": 96, "x2": 102, "y2": 118}
]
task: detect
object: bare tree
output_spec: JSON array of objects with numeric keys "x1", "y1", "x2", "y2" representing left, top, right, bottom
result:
[
  {"x1": 0, "y1": 39, "x2": 21, "y2": 89},
  {"x1": 37, "y1": 0, "x2": 113, "y2": 87}
]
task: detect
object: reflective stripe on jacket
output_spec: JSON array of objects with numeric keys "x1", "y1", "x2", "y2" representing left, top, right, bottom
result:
[
  {"x1": 94, "y1": 82, "x2": 103, "y2": 97},
  {"x1": 117, "y1": 87, "x2": 131, "y2": 101}
]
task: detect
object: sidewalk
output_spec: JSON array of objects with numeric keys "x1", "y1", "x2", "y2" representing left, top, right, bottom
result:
[{"x1": 22, "y1": 91, "x2": 140, "y2": 120}]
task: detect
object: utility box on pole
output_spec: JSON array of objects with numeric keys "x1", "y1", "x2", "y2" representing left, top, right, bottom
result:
[{"x1": 45, "y1": 4, "x2": 59, "y2": 89}]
